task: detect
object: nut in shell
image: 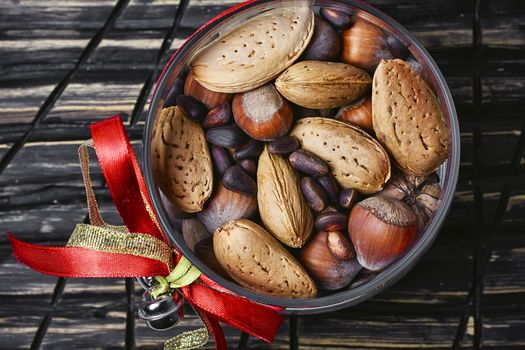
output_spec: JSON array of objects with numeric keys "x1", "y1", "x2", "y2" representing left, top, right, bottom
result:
[
  {"x1": 341, "y1": 18, "x2": 393, "y2": 72},
  {"x1": 300, "y1": 177, "x2": 328, "y2": 213},
  {"x1": 176, "y1": 94, "x2": 208, "y2": 122},
  {"x1": 190, "y1": 4, "x2": 315, "y2": 93},
  {"x1": 233, "y1": 139, "x2": 263, "y2": 161},
  {"x1": 335, "y1": 96, "x2": 373, "y2": 134},
  {"x1": 326, "y1": 231, "x2": 355, "y2": 261},
  {"x1": 209, "y1": 145, "x2": 233, "y2": 176},
  {"x1": 372, "y1": 59, "x2": 449, "y2": 176},
  {"x1": 257, "y1": 146, "x2": 314, "y2": 248},
  {"x1": 316, "y1": 173, "x2": 340, "y2": 207},
  {"x1": 320, "y1": 7, "x2": 352, "y2": 29},
  {"x1": 290, "y1": 117, "x2": 391, "y2": 194},
  {"x1": 300, "y1": 231, "x2": 361, "y2": 290},
  {"x1": 348, "y1": 196, "x2": 418, "y2": 271},
  {"x1": 275, "y1": 60, "x2": 372, "y2": 109},
  {"x1": 152, "y1": 106, "x2": 213, "y2": 213},
  {"x1": 214, "y1": 219, "x2": 317, "y2": 298},
  {"x1": 315, "y1": 211, "x2": 348, "y2": 232},
  {"x1": 184, "y1": 72, "x2": 232, "y2": 109},
  {"x1": 223, "y1": 165, "x2": 257, "y2": 196},
  {"x1": 233, "y1": 84, "x2": 293, "y2": 141}
]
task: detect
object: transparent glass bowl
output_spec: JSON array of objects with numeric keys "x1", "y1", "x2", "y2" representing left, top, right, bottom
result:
[{"x1": 143, "y1": 0, "x2": 460, "y2": 314}]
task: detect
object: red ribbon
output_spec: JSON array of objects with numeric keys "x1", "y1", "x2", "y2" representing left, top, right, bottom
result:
[{"x1": 8, "y1": 116, "x2": 283, "y2": 349}]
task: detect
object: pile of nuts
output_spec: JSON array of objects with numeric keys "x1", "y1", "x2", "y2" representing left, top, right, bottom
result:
[{"x1": 152, "y1": 2, "x2": 448, "y2": 298}]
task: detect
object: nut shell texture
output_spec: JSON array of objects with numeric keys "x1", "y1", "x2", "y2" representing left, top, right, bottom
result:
[
  {"x1": 190, "y1": 3, "x2": 314, "y2": 93},
  {"x1": 300, "y1": 231, "x2": 361, "y2": 290},
  {"x1": 197, "y1": 182, "x2": 257, "y2": 234},
  {"x1": 348, "y1": 196, "x2": 418, "y2": 271},
  {"x1": 275, "y1": 60, "x2": 371, "y2": 109},
  {"x1": 372, "y1": 59, "x2": 449, "y2": 176},
  {"x1": 290, "y1": 117, "x2": 391, "y2": 194},
  {"x1": 257, "y1": 147, "x2": 314, "y2": 248},
  {"x1": 214, "y1": 219, "x2": 317, "y2": 298},
  {"x1": 152, "y1": 106, "x2": 213, "y2": 212},
  {"x1": 233, "y1": 84, "x2": 293, "y2": 141}
]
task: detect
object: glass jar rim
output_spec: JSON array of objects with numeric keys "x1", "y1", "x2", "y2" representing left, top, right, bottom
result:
[{"x1": 142, "y1": 0, "x2": 460, "y2": 314}]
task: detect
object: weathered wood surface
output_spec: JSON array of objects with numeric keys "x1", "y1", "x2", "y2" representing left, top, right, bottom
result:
[{"x1": 0, "y1": 0, "x2": 524, "y2": 349}]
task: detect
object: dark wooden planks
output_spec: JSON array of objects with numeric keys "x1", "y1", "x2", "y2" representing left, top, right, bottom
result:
[
  {"x1": 0, "y1": 0, "x2": 524, "y2": 349},
  {"x1": 0, "y1": 1, "x2": 120, "y2": 124}
]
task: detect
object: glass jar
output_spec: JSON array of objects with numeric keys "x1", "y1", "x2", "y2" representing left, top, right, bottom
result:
[{"x1": 142, "y1": 0, "x2": 460, "y2": 314}]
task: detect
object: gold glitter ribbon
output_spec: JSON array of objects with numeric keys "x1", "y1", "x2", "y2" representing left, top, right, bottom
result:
[{"x1": 70, "y1": 140, "x2": 208, "y2": 350}]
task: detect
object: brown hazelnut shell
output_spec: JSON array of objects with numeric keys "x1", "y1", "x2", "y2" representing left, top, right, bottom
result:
[
  {"x1": 300, "y1": 231, "x2": 361, "y2": 290},
  {"x1": 348, "y1": 196, "x2": 418, "y2": 271},
  {"x1": 335, "y1": 96, "x2": 373, "y2": 133},
  {"x1": 233, "y1": 84, "x2": 293, "y2": 141},
  {"x1": 184, "y1": 72, "x2": 233, "y2": 109},
  {"x1": 341, "y1": 18, "x2": 393, "y2": 72}
]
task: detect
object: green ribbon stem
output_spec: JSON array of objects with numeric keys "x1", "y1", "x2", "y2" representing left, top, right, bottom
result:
[{"x1": 151, "y1": 256, "x2": 201, "y2": 298}]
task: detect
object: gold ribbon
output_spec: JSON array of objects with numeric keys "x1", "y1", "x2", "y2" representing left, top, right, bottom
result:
[
  {"x1": 67, "y1": 224, "x2": 173, "y2": 271},
  {"x1": 70, "y1": 140, "x2": 208, "y2": 350}
]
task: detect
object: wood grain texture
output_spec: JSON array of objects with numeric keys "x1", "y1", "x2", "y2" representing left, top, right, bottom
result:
[{"x1": 0, "y1": 0, "x2": 524, "y2": 349}]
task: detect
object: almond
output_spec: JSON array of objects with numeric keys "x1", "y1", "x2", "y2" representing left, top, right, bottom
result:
[
  {"x1": 372, "y1": 59, "x2": 448, "y2": 176},
  {"x1": 290, "y1": 117, "x2": 391, "y2": 194},
  {"x1": 275, "y1": 60, "x2": 371, "y2": 109},
  {"x1": 257, "y1": 146, "x2": 314, "y2": 248},
  {"x1": 190, "y1": 3, "x2": 314, "y2": 93},
  {"x1": 214, "y1": 219, "x2": 317, "y2": 298},
  {"x1": 152, "y1": 106, "x2": 213, "y2": 213}
]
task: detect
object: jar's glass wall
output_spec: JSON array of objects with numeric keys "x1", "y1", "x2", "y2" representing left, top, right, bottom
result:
[{"x1": 143, "y1": 0, "x2": 459, "y2": 313}]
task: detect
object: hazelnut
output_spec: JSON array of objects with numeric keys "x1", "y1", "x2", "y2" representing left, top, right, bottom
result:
[
  {"x1": 232, "y1": 84, "x2": 293, "y2": 141},
  {"x1": 348, "y1": 196, "x2": 418, "y2": 271},
  {"x1": 300, "y1": 231, "x2": 361, "y2": 290},
  {"x1": 341, "y1": 18, "x2": 393, "y2": 72},
  {"x1": 184, "y1": 72, "x2": 232, "y2": 109},
  {"x1": 335, "y1": 96, "x2": 373, "y2": 133}
]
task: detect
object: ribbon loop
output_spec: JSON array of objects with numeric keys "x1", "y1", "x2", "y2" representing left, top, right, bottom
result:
[{"x1": 7, "y1": 115, "x2": 284, "y2": 350}]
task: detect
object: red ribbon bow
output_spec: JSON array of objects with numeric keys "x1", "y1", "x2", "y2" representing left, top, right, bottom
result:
[{"x1": 8, "y1": 116, "x2": 283, "y2": 349}]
